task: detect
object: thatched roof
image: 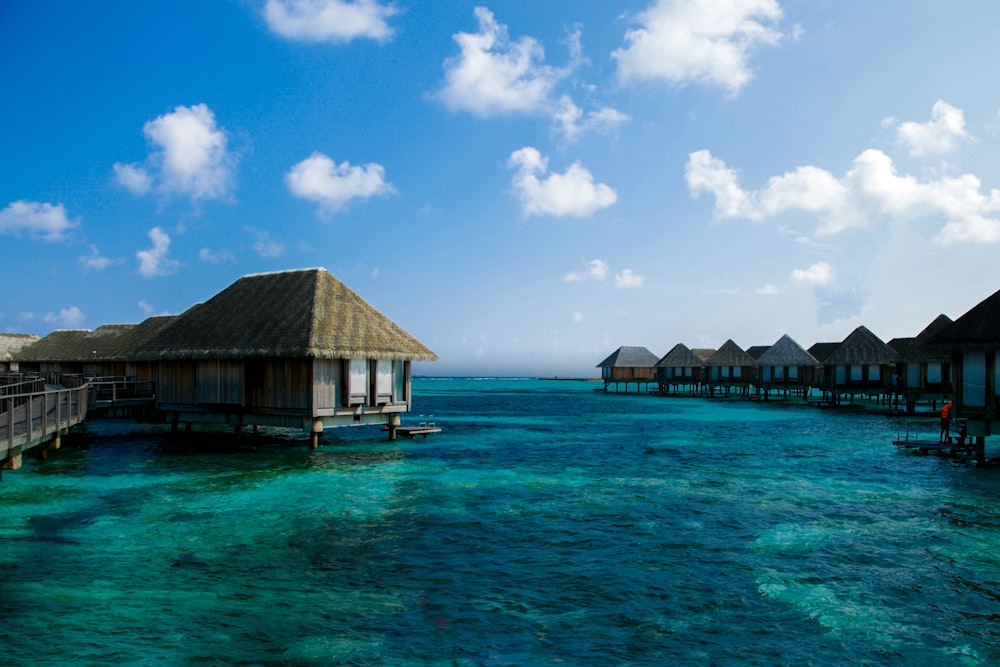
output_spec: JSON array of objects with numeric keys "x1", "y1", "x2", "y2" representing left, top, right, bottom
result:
[
  {"x1": 746, "y1": 345, "x2": 770, "y2": 360},
  {"x1": 706, "y1": 340, "x2": 754, "y2": 367},
  {"x1": 889, "y1": 314, "x2": 952, "y2": 361},
  {"x1": 929, "y1": 288, "x2": 1000, "y2": 351},
  {"x1": 755, "y1": 334, "x2": 818, "y2": 367},
  {"x1": 692, "y1": 348, "x2": 715, "y2": 362},
  {"x1": 822, "y1": 326, "x2": 897, "y2": 365},
  {"x1": 15, "y1": 326, "x2": 135, "y2": 363},
  {"x1": 134, "y1": 268, "x2": 437, "y2": 361},
  {"x1": 597, "y1": 346, "x2": 659, "y2": 368},
  {"x1": 808, "y1": 342, "x2": 839, "y2": 363},
  {"x1": 656, "y1": 343, "x2": 707, "y2": 368},
  {"x1": 0, "y1": 333, "x2": 39, "y2": 361}
]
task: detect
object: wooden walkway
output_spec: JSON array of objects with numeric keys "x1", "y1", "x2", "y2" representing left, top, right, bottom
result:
[{"x1": 1, "y1": 385, "x2": 89, "y2": 475}]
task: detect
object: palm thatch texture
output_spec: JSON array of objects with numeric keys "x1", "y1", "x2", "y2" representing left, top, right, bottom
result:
[
  {"x1": 821, "y1": 326, "x2": 897, "y2": 365},
  {"x1": 655, "y1": 343, "x2": 707, "y2": 368},
  {"x1": 929, "y1": 287, "x2": 1000, "y2": 351},
  {"x1": 133, "y1": 268, "x2": 437, "y2": 361},
  {"x1": 705, "y1": 340, "x2": 754, "y2": 367},
  {"x1": 755, "y1": 334, "x2": 819, "y2": 368},
  {"x1": 889, "y1": 315, "x2": 952, "y2": 361},
  {"x1": 0, "y1": 334, "x2": 40, "y2": 362},
  {"x1": 597, "y1": 346, "x2": 659, "y2": 368}
]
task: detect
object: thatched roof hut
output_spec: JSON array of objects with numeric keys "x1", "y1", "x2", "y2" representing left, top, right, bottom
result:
[
  {"x1": 706, "y1": 340, "x2": 754, "y2": 368},
  {"x1": 808, "y1": 342, "x2": 840, "y2": 364},
  {"x1": 0, "y1": 333, "x2": 39, "y2": 363},
  {"x1": 930, "y1": 288, "x2": 1000, "y2": 351},
  {"x1": 134, "y1": 268, "x2": 437, "y2": 361},
  {"x1": 755, "y1": 334, "x2": 818, "y2": 368},
  {"x1": 597, "y1": 346, "x2": 659, "y2": 369},
  {"x1": 16, "y1": 325, "x2": 135, "y2": 363},
  {"x1": 655, "y1": 343, "x2": 706, "y2": 369},
  {"x1": 822, "y1": 326, "x2": 897, "y2": 366},
  {"x1": 889, "y1": 314, "x2": 953, "y2": 360}
]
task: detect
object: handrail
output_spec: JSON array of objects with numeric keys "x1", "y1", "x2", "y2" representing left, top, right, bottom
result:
[{"x1": 0, "y1": 385, "x2": 90, "y2": 458}]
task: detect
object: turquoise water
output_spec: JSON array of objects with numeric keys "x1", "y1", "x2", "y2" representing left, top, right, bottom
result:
[{"x1": 2, "y1": 378, "x2": 999, "y2": 665}]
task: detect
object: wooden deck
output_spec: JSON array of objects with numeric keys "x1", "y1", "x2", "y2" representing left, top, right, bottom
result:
[
  {"x1": 892, "y1": 435, "x2": 975, "y2": 457},
  {"x1": 1, "y1": 385, "x2": 89, "y2": 474}
]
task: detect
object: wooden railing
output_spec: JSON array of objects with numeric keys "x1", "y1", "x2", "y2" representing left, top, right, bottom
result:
[{"x1": 0, "y1": 385, "x2": 89, "y2": 459}]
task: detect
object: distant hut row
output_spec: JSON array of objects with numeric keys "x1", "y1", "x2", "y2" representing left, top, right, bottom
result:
[
  {"x1": 1, "y1": 268, "x2": 437, "y2": 445},
  {"x1": 599, "y1": 287, "x2": 1000, "y2": 442}
]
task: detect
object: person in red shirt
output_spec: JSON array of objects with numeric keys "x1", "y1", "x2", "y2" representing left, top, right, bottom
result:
[{"x1": 940, "y1": 400, "x2": 954, "y2": 443}]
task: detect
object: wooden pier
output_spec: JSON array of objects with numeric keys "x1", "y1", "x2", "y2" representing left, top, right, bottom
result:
[{"x1": 1, "y1": 385, "x2": 89, "y2": 477}]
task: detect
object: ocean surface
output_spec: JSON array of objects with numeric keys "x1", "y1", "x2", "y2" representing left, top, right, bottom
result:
[{"x1": 2, "y1": 378, "x2": 999, "y2": 666}]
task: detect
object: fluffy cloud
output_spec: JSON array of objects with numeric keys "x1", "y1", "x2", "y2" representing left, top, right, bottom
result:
[
  {"x1": 285, "y1": 151, "x2": 394, "y2": 215},
  {"x1": 791, "y1": 262, "x2": 833, "y2": 286},
  {"x1": 896, "y1": 100, "x2": 971, "y2": 157},
  {"x1": 685, "y1": 146, "x2": 1000, "y2": 243},
  {"x1": 263, "y1": 0, "x2": 396, "y2": 43},
  {"x1": 563, "y1": 259, "x2": 609, "y2": 282},
  {"x1": 245, "y1": 226, "x2": 286, "y2": 258},
  {"x1": 552, "y1": 96, "x2": 630, "y2": 143},
  {"x1": 508, "y1": 147, "x2": 617, "y2": 218},
  {"x1": 199, "y1": 247, "x2": 235, "y2": 263},
  {"x1": 136, "y1": 226, "x2": 180, "y2": 277},
  {"x1": 115, "y1": 104, "x2": 237, "y2": 203},
  {"x1": 614, "y1": 269, "x2": 645, "y2": 288},
  {"x1": 0, "y1": 200, "x2": 78, "y2": 242},
  {"x1": 437, "y1": 7, "x2": 562, "y2": 116},
  {"x1": 613, "y1": 0, "x2": 785, "y2": 95},
  {"x1": 79, "y1": 245, "x2": 113, "y2": 272},
  {"x1": 44, "y1": 306, "x2": 85, "y2": 328}
]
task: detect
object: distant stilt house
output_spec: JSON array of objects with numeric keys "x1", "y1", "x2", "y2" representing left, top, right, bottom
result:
[
  {"x1": 705, "y1": 340, "x2": 754, "y2": 398},
  {"x1": 655, "y1": 343, "x2": 710, "y2": 395},
  {"x1": 132, "y1": 268, "x2": 437, "y2": 446},
  {"x1": 928, "y1": 288, "x2": 1000, "y2": 465},
  {"x1": 0, "y1": 334, "x2": 39, "y2": 374},
  {"x1": 818, "y1": 326, "x2": 898, "y2": 405},
  {"x1": 754, "y1": 334, "x2": 819, "y2": 400},
  {"x1": 807, "y1": 342, "x2": 839, "y2": 391},
  {"x1": 15, "y1": 326, "x2": 136, "y2": 380},
  {"x1": 597, "y1": 346, "x2": 659, "y2": 393},
  {"x1": 888, "y1": 314, "x2": 953, "y2": 413}
]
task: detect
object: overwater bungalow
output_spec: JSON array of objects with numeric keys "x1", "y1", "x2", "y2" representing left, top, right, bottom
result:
[
  {"x1": 888, "y1": 314, "x2": 953, "y2": 413},
  {"x1": 928, "y1": 287, "x2": 1000, "y2": 464},
  {"x1": 818, "y1": 326, "x2": 897, "y2": 405},
  {"x1": 655, "y1": 343, "x2": 710, "y2": 395},
  {"x1": 753, "y1": 334, "x2": 818, "y2": 400},
  {"x1": 15, "y1": 326, "x2": 135, "y2": 380},
  {"x1": 0, "y1": 334, "x2": 38, "y2": 373},
  {"x1": 597, "y1": 346, "x2": 659, "y2": 393},
  {"x1": 705, "y1": 340, "x2": 754, "y2": 397},
  {"x1": 130, "y1": 268, "x2": 437, "y2": 446}
]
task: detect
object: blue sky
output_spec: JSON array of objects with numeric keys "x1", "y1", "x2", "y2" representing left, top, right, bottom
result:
[{"x1": 3, "y1": 1, "x2": 1000, "y2": 377}]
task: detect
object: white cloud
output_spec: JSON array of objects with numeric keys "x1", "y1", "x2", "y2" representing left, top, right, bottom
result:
[
  {"x1": 199, "y1": 247, "x2": 235, "y2": 263},
  {"x1": 508, "y1": 146, "x2": 617, "y2": 218},
  {"x1": 138, "y1": 300, "x2": 155, "y2": 315},
  {"x1": 285, "y1": 151, "x2": 394, "y2": 215},
  {"x1": 245, "y1": 226, "x2": 286, "y2": 258},
  {"x1": 685, "y1": 147, "x2": 1000, "y2": 243},
  {"x1": 563, "y1": 259, "x2": 609, "y2": 282},
  {"x1": 897, "y1": 100, "x2": 971, "y2": 157},
  {"x1": 112, "y1": 162, "x2": 152, "y2": 195},
  {"x1": 44, "y1": 306, "x2": 85, "y2": 328},
  {"x1": 263, "y1": 0, "x2": 396, "y2": 43},
  {"x1": 437, "y1": 7, "x2": 563, "y2": 116},
  {"x1": 757, "y1": 284, "x2": 781, "y2": 295},
  {"x1": 0, "y1": 200, "x2": 78, "y2": 242},
  {"x1": 791, "y1": 262, "x2": 833, "y2": 285},
  {"x1": 614, "y1": 269, "x2": 645, "y2": 288},
  {"x1": 116, "y1": 104, "x2": 237, "y2": 202},
  {"x1": 552, "y1": 96, "x2": 630, "y2": 142},
  {"x1": 571, "y1": 311, "x2": 584, "y2": 323},
  {"x1": 613, "y1": 0, "x2": 785, "y2": 95},
  {"x1": 136, "y1": 226, "x2": 180, "y2": 277},
  {"x1": 79, "y1": 245, "x2": 113, "y2": 272}
]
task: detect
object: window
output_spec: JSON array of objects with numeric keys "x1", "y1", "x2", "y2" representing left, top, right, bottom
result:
[
  {"x1": 868, "y1": 365, "x2": 880, "y2": 381},
  {"x1": 733, "y1": 366, "x2": 742, "y2": 378},
  {"x1": 788, "y1": 366, "x2": 798, "y2": 379},
  {"x1": 850, "y1": 365, "x2": 862, "y2": 381},
  {"x1": 774, "y1": 366, "x2": 784, "y2": 380},
  {"x1": 964, "y1": 352, "x2": 987, "y2": 407},
  {"x1": 926, "y1": 362, "x2": 941, "y2": 383}
]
